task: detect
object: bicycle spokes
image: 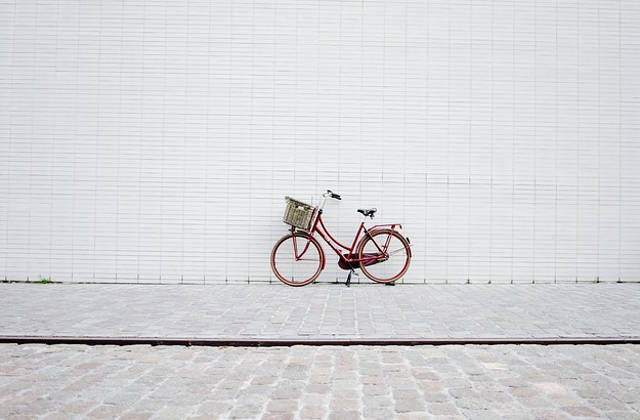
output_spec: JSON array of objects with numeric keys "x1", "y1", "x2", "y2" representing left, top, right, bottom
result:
[
  {"x1": 387, "y1": 247, "x2": 409, "y2": 256},
  {"x1": 271, "y1": 234, "x2": 323, "y2": 286},
  {"x1": 359, "y1": 230, "x2": 410, "y2": 283}
]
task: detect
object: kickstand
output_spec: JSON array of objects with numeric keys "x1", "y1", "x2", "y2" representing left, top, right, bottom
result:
[{"x1": 346, "y1": 269, "x2": 360, "y2": 287}]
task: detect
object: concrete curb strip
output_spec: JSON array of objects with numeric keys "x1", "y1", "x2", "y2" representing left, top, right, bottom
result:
[{"x1": 2, "y1": 336, "x2": 640, "y2": 346}]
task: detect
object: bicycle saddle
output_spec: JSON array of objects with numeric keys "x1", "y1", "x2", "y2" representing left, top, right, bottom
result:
[{"x1": 357, "y1": 208, "x2": 377, "y2": 218}]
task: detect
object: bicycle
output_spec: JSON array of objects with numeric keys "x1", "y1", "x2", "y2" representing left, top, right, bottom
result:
[{"x1": 270, "y1": 190, "x2": 412, "y2": 287}]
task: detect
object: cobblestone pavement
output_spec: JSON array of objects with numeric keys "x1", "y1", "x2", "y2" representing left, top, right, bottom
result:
[
  {"x1": 1, "y1": 283, "x2": 639, "y2": 339},
  {"x1": 1, "y1": 343, "x2": 639, "y2": 419}
]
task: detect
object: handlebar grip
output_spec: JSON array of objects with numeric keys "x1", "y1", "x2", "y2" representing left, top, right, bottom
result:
[{"x1": 327, "y1": 189, "x2": 342, "y2": 200}]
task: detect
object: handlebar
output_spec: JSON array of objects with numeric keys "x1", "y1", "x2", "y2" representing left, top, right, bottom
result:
[{"x1": 326, "y1": 189, "x2": 342, "y2": 200}]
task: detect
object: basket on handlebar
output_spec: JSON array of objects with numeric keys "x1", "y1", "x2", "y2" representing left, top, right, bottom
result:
[{"x1": 283, "y1": 196, "x2": 316, "y2": 231}]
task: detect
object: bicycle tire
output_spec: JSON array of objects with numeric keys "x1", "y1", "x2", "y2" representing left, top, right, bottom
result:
[
  {"x1": 357, "y1": 229, "x2": 411, "y2": 283},
  {"x1": 270, "y1": 232, "x2": 325, "y2": 287}
]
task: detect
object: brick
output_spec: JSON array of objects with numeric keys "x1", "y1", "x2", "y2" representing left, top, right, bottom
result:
[
  {"x1": 395, "y1": 398, "x2": 426, "y2": 413},
  {"x1": 561, "y1": 406, "x2": 601, "y2": 417},
  {"x1": 266, "y1": 399, "x2": 298, "y2": 413},
  {"x1": 329, "y1": 410, "x2": 360, "y2": 420},
  {"x1": 299, "y1": 405, "x2": 326, "y2": 419},
  {"x1": 427, "y1": 402, "x2": 459, "y2": 415}
]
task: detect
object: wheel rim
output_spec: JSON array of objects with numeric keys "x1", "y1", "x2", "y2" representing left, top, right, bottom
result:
[
  {"x1": 360, "y1": 231, "x2": 410, "y2": 282},
  {"x1": 272, "y1": 234, "x2": 323, "y2": 285}
]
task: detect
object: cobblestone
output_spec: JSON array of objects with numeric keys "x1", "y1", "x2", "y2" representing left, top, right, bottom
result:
[
  {"x1": 1, "y1": 283, "x2": 639, "y2": 340},
  {"x1": 0, "y1": 344, "x2": 639, "y2": 419}
]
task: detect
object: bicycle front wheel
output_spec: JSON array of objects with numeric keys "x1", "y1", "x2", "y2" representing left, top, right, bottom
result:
[
  {"x1": 271, "y1": 232, "x2": 325, "y2": 286},
  {"x1": 358, "y1": 229, "x2": 411, "y2": 283}
]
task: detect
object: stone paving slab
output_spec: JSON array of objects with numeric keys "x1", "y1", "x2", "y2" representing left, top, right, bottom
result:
[
  {"x1": 1, "y1": 283, "x2": 639, "y2": 340},
  {"x1": 1, "y1": 343, "x2": 639, "y2": 419}
]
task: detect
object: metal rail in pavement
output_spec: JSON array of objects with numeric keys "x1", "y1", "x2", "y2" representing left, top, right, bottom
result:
[{"x1": 1, "y1": 336, "x2": 639, "y2": 346}]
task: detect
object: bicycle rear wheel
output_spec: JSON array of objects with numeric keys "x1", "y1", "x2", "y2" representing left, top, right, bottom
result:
[
  {"x1": 358, "y1": 229, "x2": 411, "y2": 283},
  {"x1": 271, "y1": 232, "x2": 324, "y2": 286}
]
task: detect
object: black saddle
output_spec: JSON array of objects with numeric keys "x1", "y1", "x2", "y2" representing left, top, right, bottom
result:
[{"x1": 357, "y1": 208, "x2": 377, "y2": 218}]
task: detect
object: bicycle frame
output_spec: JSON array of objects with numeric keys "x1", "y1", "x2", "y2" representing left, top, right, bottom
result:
[{"x1": 291, "y1": 209, "x2": 401, "y2": 268}]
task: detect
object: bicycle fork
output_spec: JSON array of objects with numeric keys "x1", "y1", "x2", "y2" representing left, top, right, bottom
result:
[{"x1": 291, "y1": 228, "x2": 314, "y2": 261}]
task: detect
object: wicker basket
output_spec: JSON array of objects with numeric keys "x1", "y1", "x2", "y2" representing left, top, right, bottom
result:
[{"x1": 283, "y1": 196, "x2": 316, "y2": 231}]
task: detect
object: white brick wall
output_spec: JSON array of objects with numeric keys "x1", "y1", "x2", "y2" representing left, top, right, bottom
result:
[{"x1": 1, "y1": 0, "x2": 639, "y2": 284}]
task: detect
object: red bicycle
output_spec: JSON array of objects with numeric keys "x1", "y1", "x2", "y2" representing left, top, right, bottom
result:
[{"x1": 271, "y1": 190, "x2": 412, "y2": 287}]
